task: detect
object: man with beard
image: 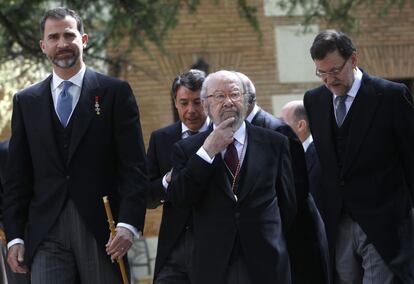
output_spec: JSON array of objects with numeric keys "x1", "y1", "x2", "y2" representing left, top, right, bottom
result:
[
  {"x1": 3, "y1": 7, "x2": 147, "y2": 284},
  {"x1": 146, "y1": 69, "x2": 208, "y2": 283},
  {"x1": 167, "y1": 70, "x2": 296, "y2": 284},
  {"x1": 304, "y1": 29, "x2": 414, "y2": 283}
]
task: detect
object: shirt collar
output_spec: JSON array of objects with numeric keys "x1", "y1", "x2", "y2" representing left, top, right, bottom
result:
[
  {"x1": 245, "y1": 104, "x2": 260, "y2": 123},
  {"x1": 233, "y1": 121, "x2": 246, "y2": 145},
  {"x1": 52, "y1": 65, "x2": 86, "y2": 91},
  {"x1": 333, "y1": 67, "x2": 362, "y2": 100},
  {"x1": 213, "y1": 121, "x2": 246, "y2": 145},
  {"x1": 181, "y1": 117, "x2": 210, "y2": 134},
  {"x1": 302, "y1": 135, "x2": 313, "y2": 152}
]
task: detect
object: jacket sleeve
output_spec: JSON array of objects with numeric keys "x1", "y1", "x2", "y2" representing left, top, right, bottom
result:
[
  {"x1": 392, "y1": 85, "x2": 414, "y2": 204},
  {"x1": 146, "y1": 132, "x2": 168, "y2": 209},
  {"x1": 167, "y1": 142, "x2": 214, "y2": 208},
  {"x1": 3, "y1": 94, "x2": 33, "y2": 241},
  {"x1": 113, "y1": 81, "x2": 148, "y2": 232},
  {"x1": 275, "y1": 136, "x2": 297, "y2": 230}
]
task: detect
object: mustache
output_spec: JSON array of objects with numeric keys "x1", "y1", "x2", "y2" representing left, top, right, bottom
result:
[{"x1": 56, "y1": 49, "x2": 74, "y2": 55}]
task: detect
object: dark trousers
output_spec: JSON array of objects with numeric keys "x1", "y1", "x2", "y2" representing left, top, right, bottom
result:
[
  {"x1": 226, "y1": 254, "x2": 254, "y2": 284},
  {"x1": 31, "y1": 199, "x2": 122, "y2": 284},
  {"x1": 155, "y1": 228, "x2": 194, "y2": 284}
]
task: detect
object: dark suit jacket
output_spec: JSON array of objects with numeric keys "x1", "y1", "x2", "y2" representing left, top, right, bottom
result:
[
  {"x1": 3, "y1": 69, "x2": 148, "y2": 269},
  {"x1": 168, "y1": 122, "x2": 296, "y2": 284},
  {"x1": 0, "y1": 140, "x2": 8, "y2": 218},
  {"x1": 304, "y1": 71, "x2": 414, "y2": 282},
  {"x1": 305, "y1": 141, "x2": 332, "y2": 284},
  {"x1": 251, "y1": 108, "x2": 328, "y2": 284},
  {"x1": 146, "y1": 121, "x2": 192, "y2": 279}
]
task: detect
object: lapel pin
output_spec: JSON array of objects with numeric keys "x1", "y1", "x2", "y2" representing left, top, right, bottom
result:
[{"x1": 94, "y1": 95, "x2": 101, "y2": 115}]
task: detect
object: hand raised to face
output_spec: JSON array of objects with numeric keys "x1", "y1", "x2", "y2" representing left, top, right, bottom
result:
[{"x1": 202, "y1": 117, "x2": 235, "y2": 158}]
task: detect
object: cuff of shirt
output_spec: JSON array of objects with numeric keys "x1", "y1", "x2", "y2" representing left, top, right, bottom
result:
[
  {"x1": 7, "y1": 238, "x2": 24, "y2": 250},
  {"x1": 117, "y1": 223, "x2": 140, "y2": 239},
  {"x1": 196, "y1": 147, "x2": 215, "y2": 164},
  {"x1": 162, "y1": 174, "x2": 169, "y2": 190}
]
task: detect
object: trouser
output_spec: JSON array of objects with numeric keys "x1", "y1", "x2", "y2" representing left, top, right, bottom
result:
[
  {"x1": 335, "y1": 214, "x2": 401, "y2": 284},
  {"x1": 31, "y1": 199, "x2": 124, "y2": 284},
  {"x1": 155, "y1": 227, "x2": 194, "y2": 284}
]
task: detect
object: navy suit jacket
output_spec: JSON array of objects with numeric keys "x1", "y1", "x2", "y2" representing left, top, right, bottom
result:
[
  {"x1": 146, "y1": 121, "x2": 193, "y2": 279},
  {"x1": 304, "y1": 71, "x2": 414, "y2": 282},
  {"x1": 3, "y1": 69, "x2": 148, "y2": 268},
  {"x1": 168, "y1": 122, "x2": 296, "y2": 284}
]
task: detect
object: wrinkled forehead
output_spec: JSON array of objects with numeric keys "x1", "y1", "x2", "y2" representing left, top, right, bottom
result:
[{"x1": 208, "y1": 73, "x2": 243, "y2": 94}]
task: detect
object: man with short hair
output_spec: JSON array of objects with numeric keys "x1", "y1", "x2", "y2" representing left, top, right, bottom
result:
[
  {"x1": 304, "y1": 29, "x2": 414, "y2": 283},
  {"x1": 239, "y1": 72, "x2": 327, "y2": 283},
  {"x1": 3, "y1": 7, "x2": 147, "y2": 283},
  {"x1": 168, "y1": 70, "x2": 296, "y2": 284},
  {"x1": 281, "y1": 100, "x2": 331, "y2": 284},
  {"x1": 147, "y1": 69, "x2": 208, "y2": 283}
]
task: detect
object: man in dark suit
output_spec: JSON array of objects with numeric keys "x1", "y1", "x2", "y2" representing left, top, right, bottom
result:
[
  {"x1": 239, "y1": 72, "x2": 327, "y2": 284},
  {"x1": 146, "y1": 69, "x2": 208, "y2": 283},
  {"x1": 304, "y1": 29, "x2": 414, "y2": 283},
  {"x1": 281, "y1": 100, "x2": 332, "y2": 284},
  {"x1": 3, "y1": 7, "x2": 147, "y2": 283},
  {"x1": 167, "y1": 70, "x2": 296, "y2": 284}
]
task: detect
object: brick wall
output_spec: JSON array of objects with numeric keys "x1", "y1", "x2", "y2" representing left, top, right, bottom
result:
[
  {"x1": 110, "y1": 0, "x2": 414, "y2": 236},
  {"x1": 1, "y1": 0, "x2": 412, "y2": 236}
]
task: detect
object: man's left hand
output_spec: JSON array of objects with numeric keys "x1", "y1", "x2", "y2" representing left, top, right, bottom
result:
[{"x1": 105, "y1": 227, "x2": 133, "y2": 261}]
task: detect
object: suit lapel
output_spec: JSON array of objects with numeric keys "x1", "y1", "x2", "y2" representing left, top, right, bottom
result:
[
  {"x1": 312, "y1": 88, "x2": 341, "y2": 179},
  {"x1": 67, "y1": 69, "x2": 98, "y2": 165},
  {"x1": 32, "y1": 75, "x2": 64, "y2": 169},
  {"x1": 212, "y1": 155, "x2": 236, "y2": 200},
  {"x1": 340, "y1": 74, "x2": 381, "y2": 177},
  {"x1": 236, "y1": 124, "x2": 260, "y2": 202}
]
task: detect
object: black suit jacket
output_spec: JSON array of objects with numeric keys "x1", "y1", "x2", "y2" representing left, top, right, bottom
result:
[
  {"x1": 304, "y1": 71, "x2": 414, "y2": 282},
  {"x1": 146, "y1": 121, "x2": 192, "y2": 279},
  {"x1": 3, "y1": 69, "x2": 148, "y2": 267},
  {"x1": 0, "y1": 140, "x2": 9, "y2": 218},
  {"x1": 251, "y1": 108, "x2": 329, "y2": 284},
  {"x1": 168, "y1": 122, "x2": 296, "y2": 284},
  {"x1": 305, "y1": 141, "x2": 332, "y2": 284}
]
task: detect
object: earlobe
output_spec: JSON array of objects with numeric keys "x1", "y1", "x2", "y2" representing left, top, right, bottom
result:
[{"x1": 39, "y1": 41, "x2": 45, "y2": 54}]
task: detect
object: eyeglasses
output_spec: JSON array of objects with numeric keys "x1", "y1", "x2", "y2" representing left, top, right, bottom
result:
[
  {"x1": 206, "y1": 91, "x2": 243, "y2": 103},
  {"x1": 315, "y1": 58, "x2": 349, "y2": 78}
]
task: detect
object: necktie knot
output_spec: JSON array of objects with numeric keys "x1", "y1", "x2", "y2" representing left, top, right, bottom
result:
[
  {"x1": 57, "y1": 80, "x2": 73, "y2": 127},
  {"x1": 186, "y1": 130, "x2": 198, "y2": 136}
]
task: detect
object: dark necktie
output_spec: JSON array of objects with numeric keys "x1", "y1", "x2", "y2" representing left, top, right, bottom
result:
[
  {"x1": 224, "y1": 142, "x2": 239, "y2": 176},
  {"x1": 335, "y1": 95, "x2": 347, "y2": 127},
  {"x1": 187, "y1": 130, "x2": 198, "y2": 136},
  {"x1": 57, "y1": 80, "x2": 73, "y2": 127}
]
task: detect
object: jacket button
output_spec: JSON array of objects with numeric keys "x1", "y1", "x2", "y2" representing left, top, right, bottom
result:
[
  {"x1": 340, "y1": 180, "x2": 345, "y2": 186},
  {"x1": 235, "y1": 212, "x2": 240, "y2": 219},
  {"x1": 66, "y1": 175, "x2": 70, "y2": 180}
]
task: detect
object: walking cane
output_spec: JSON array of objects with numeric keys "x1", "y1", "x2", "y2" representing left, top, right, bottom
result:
[{"x1": 102, "y1": 196, "x2": 129, "y2": 284}]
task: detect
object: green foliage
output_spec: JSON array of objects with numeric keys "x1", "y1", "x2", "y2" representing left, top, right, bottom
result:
[
  {"x1": 276, "y1": 0, "x2": 413, "y2": 32},
  {"x1": 0, "y1": 0, "x2": 261, "y2": 76}
]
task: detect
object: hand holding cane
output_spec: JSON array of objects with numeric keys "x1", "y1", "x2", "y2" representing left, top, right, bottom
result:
[{"x1": 103, "y1": 196, "x2": 129, "y2": 284}]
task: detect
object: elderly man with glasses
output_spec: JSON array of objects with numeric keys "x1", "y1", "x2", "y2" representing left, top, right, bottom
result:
[
  {"x1": 304, "y1": 29, "x2": 414, "y2": 283},
  {"x1": 167, "y1": 70, "x2": 297, "y2": 284}
]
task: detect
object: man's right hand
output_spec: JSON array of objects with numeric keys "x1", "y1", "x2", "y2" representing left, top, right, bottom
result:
[
  {"x1": 203, "y1": 117, "x2": 235, "y2": 158},
  {"x1": 7, "y1": 244, "x2": 28, "y2": 273}
]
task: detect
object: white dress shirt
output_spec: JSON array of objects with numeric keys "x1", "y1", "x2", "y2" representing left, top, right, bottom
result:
[{"x1": 332, "y1": 67, "x2": 363, "y2": 120}]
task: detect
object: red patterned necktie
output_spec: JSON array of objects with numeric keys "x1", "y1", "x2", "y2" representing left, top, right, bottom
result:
[{"x1": 224, "y1": 142, "x2": 239, "y2": 176}]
